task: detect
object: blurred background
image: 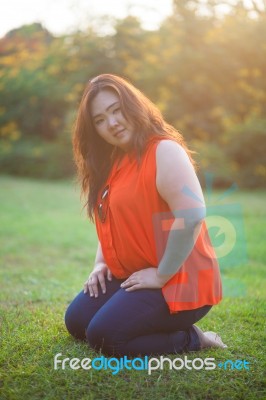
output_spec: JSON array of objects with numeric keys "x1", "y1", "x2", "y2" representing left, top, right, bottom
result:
[{"x1": 0, "y1": 0, "x2": 265, "y2": 188}]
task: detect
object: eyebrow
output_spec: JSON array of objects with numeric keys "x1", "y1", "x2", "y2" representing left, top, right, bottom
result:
[{"x1": 92, "y1": 101, "x2": 119, "y2": 119}]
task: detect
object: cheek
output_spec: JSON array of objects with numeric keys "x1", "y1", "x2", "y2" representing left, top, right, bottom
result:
[
  {"x1": 125, "y1": 120, "x2": 134, "y2": 132},
  {"x1": 121, "y1": 115, "x2": 134, "y2": 130},
  {"x1": 119, "y1": 115, "x2": 129, "y2": 128},
  {"x1": 98, "y1": 131, "x2": 108, "y2": 141},
  {"x1": 97, "y1": 127, "x2": 113, "y2": 143},
  {"x1": 95, "y1": 124, "x2": 106, "y2": 137},
  {"x1": 119, "y1": 112, "x2": 129, "y2": 123}
]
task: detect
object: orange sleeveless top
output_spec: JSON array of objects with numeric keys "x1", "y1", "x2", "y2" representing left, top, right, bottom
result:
[{"x1": 95, "y1": 138, "x2": 222, "y2": 313}]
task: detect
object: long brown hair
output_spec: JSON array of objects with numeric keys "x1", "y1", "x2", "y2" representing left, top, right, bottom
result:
[{"x1": 72, "y1": 73, "x2": 196, "y2": 220}]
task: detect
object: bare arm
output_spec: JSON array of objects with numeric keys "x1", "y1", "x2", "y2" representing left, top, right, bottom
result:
[
  {"x1": 156, "y1": 140, "x2": 206, "y2": 278},
  {"x1": 121, "y1": 140, "x2": 205, "y2": 291},
  {"x1": 94, "y1": 241, "x2": 107, "y2": 265}
]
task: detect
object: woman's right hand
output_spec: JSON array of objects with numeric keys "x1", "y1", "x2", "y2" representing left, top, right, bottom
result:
[{"x1": 83, "y1": 263, "x2": 112, "y2": 297}]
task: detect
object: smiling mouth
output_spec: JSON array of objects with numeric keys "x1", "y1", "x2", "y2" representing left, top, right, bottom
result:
[{"x1": 114, "y1": 129, "x2": 126, "y2": 137}]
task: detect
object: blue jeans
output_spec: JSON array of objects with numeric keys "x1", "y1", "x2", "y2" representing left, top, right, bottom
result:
[{"x1": 65, "y1": 277, "x2": 211, "y2": 357}]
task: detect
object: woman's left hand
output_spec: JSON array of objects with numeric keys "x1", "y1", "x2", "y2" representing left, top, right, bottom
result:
[{"x1": 120, "y1": 267, "x2": 170, "y2": 291}]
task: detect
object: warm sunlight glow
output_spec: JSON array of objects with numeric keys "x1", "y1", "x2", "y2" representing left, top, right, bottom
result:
[{"x1": 0, "y1": 0, "x2": 173, "y2": 37}]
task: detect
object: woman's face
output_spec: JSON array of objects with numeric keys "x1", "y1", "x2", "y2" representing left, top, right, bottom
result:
[{"x1": 90, "y1": 89, "x2": 134, "y2": 151}]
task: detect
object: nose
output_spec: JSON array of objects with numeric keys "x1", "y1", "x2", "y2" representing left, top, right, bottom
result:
[{"x1": 107, "y1": 115, "x2": 118, "y2": 129}]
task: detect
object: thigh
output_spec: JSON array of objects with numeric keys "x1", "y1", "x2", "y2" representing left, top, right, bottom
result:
[
  {"x1": 87, "y1": 287, "x2": 211, "y2": 342},
  {"x1": 65, "y1": 277, "x2": 123, "y2": 339}
]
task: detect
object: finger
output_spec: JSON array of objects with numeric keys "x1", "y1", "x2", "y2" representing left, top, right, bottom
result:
[
  {"x1": 86, "y1": 275, "x2": 98, "y2": 297},
  {"x1": 120, "y1": 280, "x2": 130, "y2": 288},
  {"x1": 125, "y1": 283, "x2": 142, "y2": 292},
  {"x1": 84, "y1": 281, "x2": 89, "y2": 294},
  {"x1": 121, "y1": 279, "x2": 136, "y2": 288},
  {"x1": 98, "y1": 274, "x2": 107, "y2": 294},
  {"x1": 90, "y1": 281, "x2": 99, "y2": 298},
  {"x1": 107, "y1": 268, "x2": 112, "y2": 281},
  {"x1": 88, "y1": 285, "x2": 94, "y2": 297},
  {"x1": 84, "y1": 279, "x2": 94, "y2": 296}
]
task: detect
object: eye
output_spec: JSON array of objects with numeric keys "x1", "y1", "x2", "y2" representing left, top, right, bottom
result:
[
  {"x1": 113, "y1": 107, "x2": 121, "y2": 114},
  {"x1": 94, "y1": 118, "x2": 104, "y2": 126}
]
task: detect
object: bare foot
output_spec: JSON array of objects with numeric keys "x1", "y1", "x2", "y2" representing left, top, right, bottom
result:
[{"x1": 193, "y1": 326, "x2": 228, "y2": 349}]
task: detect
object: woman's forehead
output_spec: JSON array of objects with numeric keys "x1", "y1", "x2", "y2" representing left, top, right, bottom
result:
[{"x1": 90, "y1": 89, "x2": 120, "y2": 117}]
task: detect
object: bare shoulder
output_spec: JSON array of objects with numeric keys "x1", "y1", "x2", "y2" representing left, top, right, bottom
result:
[
  {"x1": 156, "y1": 140, "x2": 203, "y2": 207},
  {"x1": 156, "y1": 139, "x2": 191, "y2": 169}
]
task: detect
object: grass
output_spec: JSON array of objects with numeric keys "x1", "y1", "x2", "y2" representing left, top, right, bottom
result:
[{"x1": 0, "y1": 176, "x2": 265, "y2": 400}]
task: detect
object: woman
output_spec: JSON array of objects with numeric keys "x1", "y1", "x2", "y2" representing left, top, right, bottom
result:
[{"x1": 65, "y1": 74, "x2": 227, "y2": 356}]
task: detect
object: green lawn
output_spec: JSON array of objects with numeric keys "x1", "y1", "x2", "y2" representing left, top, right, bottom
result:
[{"x1": 0, "y1": 176, "x2": 265, "y2": 400}]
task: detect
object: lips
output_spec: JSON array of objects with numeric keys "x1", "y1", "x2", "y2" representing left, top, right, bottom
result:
[{"x1": 114, "y1": 128, "x2": 126, "y2": 137}]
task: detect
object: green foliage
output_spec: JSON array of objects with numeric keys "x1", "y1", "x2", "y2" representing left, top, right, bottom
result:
[
  {"x1": 0, "y1": 177, "x2": 265, "y2": 399},
  {"x1": 0, "y1": 24, "x2": 69, "y2": 141},
  {"x1": 0, "y1": 136, "x2": 74, "y2": 179},
  {"x1": 0, "y1": 3, "x2": 265, "y2": 186},
  {"x1": 224, "y1": 117, "x2": 266, "y2": 187}
]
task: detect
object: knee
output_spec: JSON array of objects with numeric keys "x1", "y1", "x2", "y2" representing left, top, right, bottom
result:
[
  {"x1": 86, "y1": 318, "x2": 115, "y2": 355},
  {"x1": 64, "y1": 304, "x2": 73, "y2": 333},
  {"x1": 64, "y1": 301, "x2": 86, "y2": 340},
  {"x1": 64, "y1": 303, "x2": 77, "y2": 337}
]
